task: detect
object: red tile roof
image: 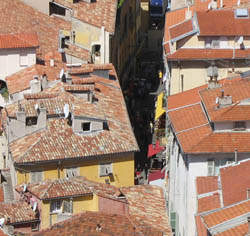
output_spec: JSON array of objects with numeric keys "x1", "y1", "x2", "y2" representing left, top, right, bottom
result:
[
  {"x1": 198, "y1": 193, "x2": 221, "y2": 213},
  {"x1": 168, "y1": 103, "x2": 207, "y2": 133},
  {"x1": 220, "y1": 160, "x2": 250, "y2": 207},
  {"x1": 33, "y1": 211, "x2": 165, "y2": 236},
  {"x1": 121, "y1": 185, "x2": 171, "y2": 235},
  {"x1": 0, "y1": 201, "x2": 37, "y2": 224},
  {"x1": 4, "y1": 65, "x2": 139, "y2": 164},
  {"x1": 169, "y1": 19, "x2": 194, "y2": 41},
  {"x1": 195, "y1": 215, "x2": 207, "y2": 236},
  {"x1": 216, "y1": 223, "x2": 248, "y2": 236},
  {"x1": 202, "y1": 200, "x2": 250, "y2": 228},
  {"x1": 0, "y1": 33, "x2": 39, "y2": 49},
  {"x1": 54, "y1": 0, "x2": 117, "y2": 34},
  {"x1": 167, "y1": 48, "x2": 250, "y2": 60},
  {"x1": 196, "y1": 176, "x2": 218, "y2": 195},
  {"x1": 197, "y1": 10, "x2": 250, "y2": 36},
  {"x1": 16, "y1": 176, "x2": 127, "y2": 203}
]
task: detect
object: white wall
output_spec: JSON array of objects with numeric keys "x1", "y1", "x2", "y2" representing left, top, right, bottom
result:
[
  {"x1": 0, "y1": 48, "x2": 36, "y2": 80},
  {"x1": 214, "y1": 121, "x2": 250, "y2": 132}
]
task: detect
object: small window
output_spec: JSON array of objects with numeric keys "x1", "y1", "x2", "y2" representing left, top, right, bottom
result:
[
  {"x1": 82, "y1": 122, "x2": 91, "y2": 132},
  {"x1": 234, "y1": 121, "x2": 246, "y2": 130},
  {"x1": 207, "y1": 159, "x2": 215, "y2": 176},
  {"x1": 20, "y1": 53, "x2": 28, "y2": 66},
  {"x1": 65, "y1": 167, "x2": 78, "y2": 178},
  {"x1": 50, "y1": 200, "x2": 62, "y2": 213},
  {"x1": 26, "y1": 117, "x2": 38, "y2": 126},
  {"x1": 62, "y1": 199, "x2": 72, "y2": 213},
  {"x1": 99, "y1": 163, "x2": 112, "y2": 177},
  {"x1": 31, "y1": 222, "x2": 39, "y2": 231},
  {"x1": 30, "y1": 171, "x2": 43, "y2": 183}
]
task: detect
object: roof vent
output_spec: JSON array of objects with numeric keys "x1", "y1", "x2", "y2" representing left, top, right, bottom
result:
[
  {"x1": 235, "y1": 8, "x2": 249, "y2": 18},
  {"x1": 217, "y1": 91, "x2": 232, "y2": 107}
]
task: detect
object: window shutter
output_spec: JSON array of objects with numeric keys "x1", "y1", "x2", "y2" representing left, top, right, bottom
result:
[
  {"x1": 62, "y1": 199, "x2": 71, "y2": 213},
  {"x1": 207, "y1": 160, "x2": 215, "y2": 176},
  {"x1": 99, "y1": 163, "x2": 112, "y2": 177},
  {"x1": 100, "y1": 164, "x2": 106, "y2": 176},
  {"x1": 170, "y1": 212, "x2": 176, "y2": 230},
  {"x1": 36, "y1": 171, "x2": 43, "y2": 182},
  {"x1": 30, "y1": 171, "x2": 43, "y2": 183}
]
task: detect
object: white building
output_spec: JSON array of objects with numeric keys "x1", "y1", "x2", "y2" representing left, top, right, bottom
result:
[
  {"x1": 167, "y1": 76, "x2": 250, "y2": 236},
  {"x1": 0, "y1": 33, "x2": 38, "y2": 80}
]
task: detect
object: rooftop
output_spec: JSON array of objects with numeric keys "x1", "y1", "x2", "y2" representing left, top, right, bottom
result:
[
  {"x1": 0, "y1": 33, "x2": 39, "y2": 49},
  {"x1": 168, "y1": 77, "x2": 250, "y2": 154},
  {"x1": 53, "y1": 0, "x2": 117, "y2": 34},
  {"x1": 3, "y1": 64, "x2": 139, "y2": 164},
  {"x1": 196, "y1": 176, "x2": 219, "y2": 195}
]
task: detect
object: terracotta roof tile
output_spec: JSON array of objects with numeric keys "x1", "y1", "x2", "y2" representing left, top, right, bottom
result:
[
  {"x1": 196, "y1": 176, "x2": 218, "y2": 195},
  {"x1": 168, "y1": 103, "x2": 207, "y2": 133},
  {"x1": 198, "y1": 193, "x2": 221, "y2": 213},
  {"x1": 220, "y1": 160, "x2": 250, "y2": 207},
  {"x1": 54, "y1": 0, "x2": 117, "y2": 34},
  {"x1": 195, "y1": 215, "x2": 207, "y2": 236},
  {"x1": 167, "y1": 48, "x2": 250, "y2": 60},
  {"x1": 32, "y1": 211, "x2": 165, "y2": 236},
  {"x1": 5, "y1": 65, "x2": 139, "y2": 164},
  {"x1": 0, "y1": 33, "x2": 39, "y2": 49},
  {"x1": 121, "y1": 185, "x2": 172, "y2": 235},
  {"x1": 169, "y1": 19, "x2": 194, "y2": 41},
  {"x1": 216, "y1": 223, "x2": 248, "y2": 236},
  {"x1": 0, "y1": 0, "x2": 71, "y2": 60},
  {"x1": 16, "y1": 176, "x2": 126, "y2": 202},
  {"x1": 202, "y1": 200, "x2": 250, "y2": 228},
  {"x1": 0, "y1": 201, "x2": 37, "y2": 224},
  {"x1": 197, "y1": 10, "x2": 250, "y2": 36}
]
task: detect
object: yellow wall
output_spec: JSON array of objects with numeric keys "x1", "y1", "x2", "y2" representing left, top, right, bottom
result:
[
  {"x1": 16, "y1": 153, "x2": 135, "y2": 187},
  {"x1": 40, "y1": 195, "x2": 99, "y2": 229}
]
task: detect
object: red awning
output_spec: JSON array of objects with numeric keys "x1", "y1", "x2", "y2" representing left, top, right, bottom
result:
[
  {"x1": 147, "y1": 140, "x2": 165, "y2": 158},
  {"x1": 148, "y1": 169, "x2": 165, "y2": 182}
]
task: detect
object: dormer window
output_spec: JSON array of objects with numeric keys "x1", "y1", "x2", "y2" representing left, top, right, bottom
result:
[
  {"x1": 82, "y1": 122, "x2": 91, "y2": 131},
  {"x1": 26, "y1": 117, "x2": 37, "y2": 126},
  {"x1": 234, "y1": 121, "x2": 246, "y2": 130}
]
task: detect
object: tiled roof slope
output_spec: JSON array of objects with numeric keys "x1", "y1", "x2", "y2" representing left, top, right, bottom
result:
[
  {"x1": 54, "y1": 0, "x2": 117, "y2": 34},
  {"x1": 220, "y1": 160, "x2": 250, "y2": 207},
  {"x1": 167, "y1": 48, "x2": 250, "y2": 60},
  {"x1": 216, "y1": 223, "x2": 248, "y2": 236},
  {"x1": 0, "y1": 201, "x2": 37, "y2": 224},
  {"x1": 5, "y1": 65, "x2": 139, "y2": 164},
  {"x1": 197, "y1": 9, "x2": 250, "y2": 36},
  {"x1": 0, "y1": 0, "x2": 71, "y2": 60},
  {"x1": 121, "y1": 185, "x2": 172, "y2": 235},
  {"x1": 196, "y1": 176, "x2": 218, "y2": 195},
  {"x1": 168, "y1": 77, "x2": 250, "y2": 153},
  {"x1": 197, "y1": 193, "x2": 221, "y2": 213},
  {"x1": 202, "y1": 200, "x2": 250, "y2": 229},
  {"x1": 32, "y1": 211, "x2": 165, "y2": 236},
  {"x1": 16, "y1": 176, "x2": 127, "y2": 203},
  {"x1": 0, "y1": 33, "x2": 39, "y2": 49},
  {"x1": 195, "y1": 215, "x2": 207, "y2": 236}
]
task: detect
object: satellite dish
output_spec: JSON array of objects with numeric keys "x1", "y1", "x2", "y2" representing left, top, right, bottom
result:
[
  {"x1": 59, "y1": 68, "x2": 64, "y2": 79},
  {"x1": 33, "y1": 201, "x2": 37, "y2": 211},
  {"x1": 23, "y1": 184, "x2": 27, "y2": 192},
  {"x1": 34, "y1": 104, "x2": 39, "y2": 111},
  {"x1": 63, "y1": 104, "x2": 70, "y2": 118}
]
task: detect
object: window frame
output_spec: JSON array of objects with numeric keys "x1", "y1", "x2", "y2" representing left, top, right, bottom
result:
[
  {"x1": 20, "y1": 53, "x2": 28, "y2": 67},
  {"x1": 50, "y1": 200, "x2": 62, "y2": 214},
  {"x1": 99, "y1": 163, "x2": 113, "y2": 177},
  {"x1": 81, "y1": 122, "x2": 91, "y2": 132},
  {"x1": 234, "y1": 121, "x2": 246, "y2": 130}
]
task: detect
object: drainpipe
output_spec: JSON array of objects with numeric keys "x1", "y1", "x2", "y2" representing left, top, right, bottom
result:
[{"x1": 234, "y1": 149, "x2": 238, "y2": 163}]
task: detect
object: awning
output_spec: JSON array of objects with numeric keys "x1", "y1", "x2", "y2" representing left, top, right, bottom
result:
[
  {"x1": 147, "y1": 140, "x2": 165, "y2": 158},
  {"x1": 155, "y1": 92, "x2": 166, "y2": 120}
]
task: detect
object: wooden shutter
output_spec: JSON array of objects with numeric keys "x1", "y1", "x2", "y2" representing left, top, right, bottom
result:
[
  {"x1": 207, "y1": 160, "x2": 215, "y2": 176},
  {"x1": 99, "y1": 164, "x2": 106, "y2": 176},
  {"x1": 170, "y1": 212, "x2": 176, "y2": 230},
  {"x1": 62, "y1": 199, "x2": 71, "y2": 213}
]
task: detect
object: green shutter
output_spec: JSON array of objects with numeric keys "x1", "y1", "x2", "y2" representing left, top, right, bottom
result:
[{"x1": 170, "y1": 212, "x2": 176, "y2": 229}]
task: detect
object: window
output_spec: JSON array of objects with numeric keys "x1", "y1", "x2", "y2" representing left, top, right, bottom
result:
[
  {"x1": 82, "y1": 122, "x2": 91, "y2": 131},
  {"x1": 31, "y1": 222, "x2": 39, "y2": 231},
  {"x1": 234, "y1": 121, "x2": 246, "y2": 130},
  {"x1": 99, "y1": 163, "x2": 112, "y2": 177},
  {"x1": 207, "y1": 159, "x2": 215, "y2": 176},
  {"x1": 62, "y1": 199, "x2": 72, "y2": 213},
  {"x1": 26, "y1": 117, "x2": 38, "y2": 126},
  {"x1": 20, "y1": 53, "x2": 28, "y2": 66},
  {"x1": 205, "y1": 37, "x2": 220, "y2": 49},
  {"x1": 50, "y1": 200, "x2": 62, "y2": 213},
  {"x1": 30, "y1": 171, "x2": 43, "y2": 183},
  {"x1": 65, "y1": 167, "x2": 78, "y2": 178}
]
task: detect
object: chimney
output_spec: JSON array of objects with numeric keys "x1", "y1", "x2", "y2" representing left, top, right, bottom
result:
[
  {"x1": 30, "y1": 76, "x2": 41, "y2": 93},
  {"x1": 37, "y1": 106, "x2": 47, "y2": 130},
  {"x1": 218, "y1": 94, "x2": 232, "y2": 107},
  {"x1": 210, "y1": 0, "x2": 218, "y2": 9},
  {"x1": 41, "y1": 74, "x2": 48, "y2": 90}
]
